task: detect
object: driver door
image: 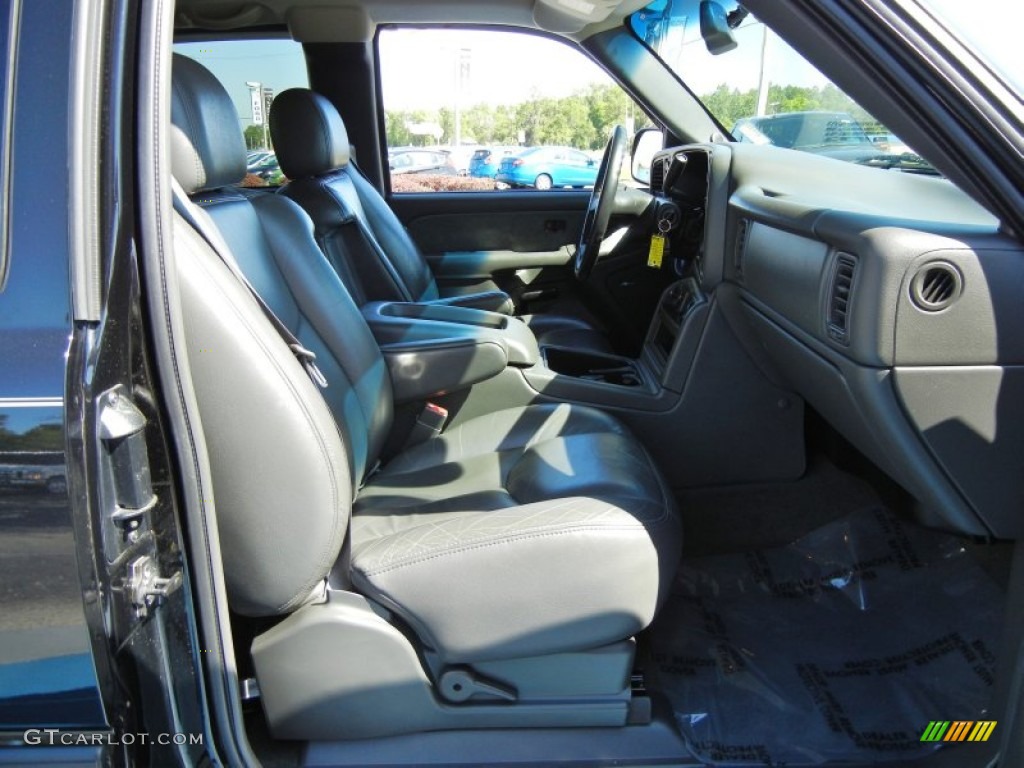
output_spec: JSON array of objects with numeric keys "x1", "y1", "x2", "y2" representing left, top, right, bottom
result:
[
  {"x1": 389, "y1": 189, "x2": 593, "y2": 321},
  {"x1": 375, "y1": 27, "x2": 666, "y2": 350}
]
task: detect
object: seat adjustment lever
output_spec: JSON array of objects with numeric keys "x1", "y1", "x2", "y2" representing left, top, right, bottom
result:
[{"x1": 438, "y1": 668, "x2": 516, "y2": 703}]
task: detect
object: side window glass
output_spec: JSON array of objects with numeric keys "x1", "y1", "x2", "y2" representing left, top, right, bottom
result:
[
  {"x1": 378, "y1": 27, "x2": 650, "y2": 193},
  {"x1": 172, "y1": 39, "x2": 308, "y2": 188}
]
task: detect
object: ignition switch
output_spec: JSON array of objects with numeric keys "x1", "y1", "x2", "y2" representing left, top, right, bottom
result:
[{"x1": 656, "y1": 200, "x2": 682, "y2": 234}]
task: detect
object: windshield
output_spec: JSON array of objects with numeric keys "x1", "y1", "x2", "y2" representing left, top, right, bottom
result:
[
  {"x1": 914, "y1": 0, "x2": 1023, "y2": 96},
  {"x1": 629, "y1": 0, "x2": 936, "y2": 174}
]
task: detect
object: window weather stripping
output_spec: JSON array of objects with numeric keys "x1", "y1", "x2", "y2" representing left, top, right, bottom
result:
[{"x1": 68, "y1": 0, "x2": 105, "y2": 321}]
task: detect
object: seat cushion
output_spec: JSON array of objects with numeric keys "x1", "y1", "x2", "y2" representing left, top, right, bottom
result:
[{"x1": 349, "y1": 403, "x2": 681, "y2": 663}]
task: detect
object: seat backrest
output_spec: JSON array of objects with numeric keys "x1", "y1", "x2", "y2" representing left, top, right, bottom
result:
[
  {"x1": 269, "y1": 88, "x2": 440, "y2": 305},
  {"x1": 169, "y1": 54, "x2": 394, "y2": 616}
]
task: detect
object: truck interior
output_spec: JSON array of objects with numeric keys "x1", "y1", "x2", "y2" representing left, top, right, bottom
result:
[{"x1": 114, "y1": 0, "x2": 1024, "y2": 764}]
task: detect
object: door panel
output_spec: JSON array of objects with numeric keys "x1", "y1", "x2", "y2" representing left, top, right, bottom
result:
[
  {"x1": 389, "y1": 190, "x2": 589, "y2": 256},
  {"x1": 390, "y1": 189, "x2": 595, "y2": 319},
  {"x1": 427, "y1": 250, "x2": 571, "y2": 279}
]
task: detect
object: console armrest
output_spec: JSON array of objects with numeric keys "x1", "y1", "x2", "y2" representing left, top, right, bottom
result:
[
  {"x1": 362, "y1": 301, "x2": 540, "y2": 367},
  {"x1": 427, "y1": 291, "x2": 514, "y2": 315},
  {"x1": 381, "y1": 338, "x2": 508, "y2": 404}
]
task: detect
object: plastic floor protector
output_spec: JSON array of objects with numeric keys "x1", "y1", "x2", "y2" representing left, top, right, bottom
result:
[{"x1": 645, "y1": 507, "x2": 1004, "y2": 765}]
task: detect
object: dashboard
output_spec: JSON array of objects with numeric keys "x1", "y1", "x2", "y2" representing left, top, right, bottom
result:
[{"x1": 650, "y1": 141, "x2": 1024, "y2": 539}]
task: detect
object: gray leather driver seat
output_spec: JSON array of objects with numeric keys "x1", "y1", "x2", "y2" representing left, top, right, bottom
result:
[
  {"x1": 169, "y1": 54, "x2": 680, "y2": 738},
  {"x1": 268, "y1": 88, "x2": 613, "y2": 353}
]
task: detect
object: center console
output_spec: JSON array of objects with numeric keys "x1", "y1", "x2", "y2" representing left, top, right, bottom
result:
[
  {"x1": 515, "y1": 278, "x2": 708, "y2": 410},
  {"x1": 358, "y1": 293, "x2": 691, "y2": 414},
  {"x1": 361, "y1": 279, "x2": 708, "y2": 413},
  {"x1": 542, "y1": 347, "x2": 644, "y2": 388},
  {"x1": 540, "y1": 348, "x2": 643, "y2": 387},
  {"x1": 641, "y1": 277, "x2": 708, "y2": 394},
  {"x1": 526, "y1": 146, "x2": 712, "y2": 402}
]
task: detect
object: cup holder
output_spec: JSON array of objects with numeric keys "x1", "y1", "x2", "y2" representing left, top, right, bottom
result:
[{"x1": 543, "y1": 347, "x2": 643, "y2": 387}]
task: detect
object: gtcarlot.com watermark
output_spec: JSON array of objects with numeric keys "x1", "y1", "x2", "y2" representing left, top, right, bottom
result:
[{"x1": 23, "y1": 729, "x2": 203, "y2": 746}]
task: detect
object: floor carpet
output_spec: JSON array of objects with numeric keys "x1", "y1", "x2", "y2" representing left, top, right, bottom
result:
[{"x1": 644, "y1": 506, "x2": 1005, "y2": 765}]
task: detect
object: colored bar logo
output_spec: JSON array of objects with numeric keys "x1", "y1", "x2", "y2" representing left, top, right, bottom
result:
[{"x1": 920, "y1": 721, "x2": 997, "y2": 742}]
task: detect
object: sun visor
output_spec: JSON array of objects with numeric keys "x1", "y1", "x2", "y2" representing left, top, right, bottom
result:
[
  {"x1": 287, "y1": 6, "x2": 374, "y2": 43},
  {"x1": 533, "y1": 0, "x2": 621, "y2": 33},
  {"x1": 176, "y1": 2, "x2": 275, "y2": 30}
]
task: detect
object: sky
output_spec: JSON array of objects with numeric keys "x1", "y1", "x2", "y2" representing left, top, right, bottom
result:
[{"x1": 377, "y1": 29, "x2": 615, "y2": 111}]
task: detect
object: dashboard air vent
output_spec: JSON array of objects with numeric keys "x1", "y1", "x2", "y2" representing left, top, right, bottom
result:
[
  {"x1": 827, "y1": 253, "x2": 857, "y2": 344},
  {"x1": 910, "y1": 262, "x2": 962, "y2": 312},
  {"x1": 734, "y1": 219, "x2": 750, "y2": 276},
  {"x1": 649, "y1": 157, "x2": 665, "y2": 192}
]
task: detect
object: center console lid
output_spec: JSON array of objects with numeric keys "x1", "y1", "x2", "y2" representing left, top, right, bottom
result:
[
  {"x1": 362, "y1": 302, "x2": 541, "y2": 404},
  {"x1": 363, "y1": 302, "x2": 540, "y2": 366}
]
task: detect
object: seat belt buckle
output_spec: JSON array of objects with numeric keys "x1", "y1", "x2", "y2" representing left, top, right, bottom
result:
[{"x1": 407, "y1": 402, "x2": 448, "y2": 447}]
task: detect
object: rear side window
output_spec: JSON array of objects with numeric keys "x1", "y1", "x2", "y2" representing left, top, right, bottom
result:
[
  {"x1": 173, "y1": 39, "x2": 308, "y2": 187},
  {"x1": 377, "y1": 27, "x2": 650, "y2": 193}
]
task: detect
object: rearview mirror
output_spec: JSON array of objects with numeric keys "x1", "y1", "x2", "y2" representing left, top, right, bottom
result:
[
  {"x1": 699, "y1": 1, "x2": 738, "y2": 55},
  {"x1": 631, "y1": 128, "x2": 663, "y2": 186}
]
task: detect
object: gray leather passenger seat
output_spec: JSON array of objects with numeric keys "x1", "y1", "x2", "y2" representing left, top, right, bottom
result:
[
  {"x1": 169, "y1": 54, "x2": 681, "y2": 738},
  {"x1": 268, "y1": 87, "x2": 613, "y2": 352}
]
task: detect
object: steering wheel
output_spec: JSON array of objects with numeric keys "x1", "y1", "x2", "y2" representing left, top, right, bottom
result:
[{"x1": 574, "y1": 124, "x2": 629, "y2": 281}]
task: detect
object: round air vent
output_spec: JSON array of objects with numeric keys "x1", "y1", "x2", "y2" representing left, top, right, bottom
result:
[{"x1": 910, "y1": 262, "x2": 962, "y2": 312}]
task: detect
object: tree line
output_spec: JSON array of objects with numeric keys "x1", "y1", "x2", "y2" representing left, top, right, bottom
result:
[
  {"x1": 0, "y1": 416, "x2": 62, "y2": 452},
  {"x1": 385, "y1": 83, "x2": 651, "y2": 150},
  {"x1": 702, "y1": 82, "x2": 883, "y2": 134},
  {"x1": 385, "y1": 81, "x2": 884, "y2": 150}
]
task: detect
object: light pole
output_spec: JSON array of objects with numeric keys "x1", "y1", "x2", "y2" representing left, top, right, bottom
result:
[
  {"x1": 755, "y1": 25, "x2": 771, "y2": 117},
  {"x1": 453, "y1": 48, "x2": 470, "y2": 148},
  {"x1": 246, "y1": 80, "x2": 267, "y2": 149}
]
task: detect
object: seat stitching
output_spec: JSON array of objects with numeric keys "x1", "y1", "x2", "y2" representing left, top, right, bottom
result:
[
  {"x1": 358, "y1": 521, "x2": 649, "y2": 578},
  {"x1": 355, "y1": 494, "x2": 668, "y2": 550}
]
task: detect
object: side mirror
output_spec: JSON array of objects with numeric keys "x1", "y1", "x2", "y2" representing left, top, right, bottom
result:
[
  {"x1": 699, "y1": 1, "x2": 739, "y2": 55},
  {"x1": 631, "y1": 127, "x2": 663, "y2": 186}
]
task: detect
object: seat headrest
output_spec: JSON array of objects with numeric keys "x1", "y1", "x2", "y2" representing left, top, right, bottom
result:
[
  {"x1": 170, "y1": 54, "x2": 247, "y2": 195},
  {"x1": 269, "y1": 88, "x2": 351, "y2": 179}
]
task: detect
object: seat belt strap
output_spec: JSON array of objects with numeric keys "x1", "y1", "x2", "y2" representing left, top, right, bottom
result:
[
  {"x1": 336, "y1": 209, "x2": 415, "y2": 303},
  {"x1": 170, "y1": 180, "x2": 328, "y2": 389},
  {"x1": 338, "y1": 162, "x2": 416, "y2": 302}
]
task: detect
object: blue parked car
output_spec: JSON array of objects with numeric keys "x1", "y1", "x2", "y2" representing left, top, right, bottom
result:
[
  {"x1": 495, "y1": 146, "x2": 598, "y2": 189},
  {"x1": 246, "y1": 149, "x2": 273, "y2": 169},
  {"x1": 468, "y1": 146, "x2": 521, "y2": 178}
]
